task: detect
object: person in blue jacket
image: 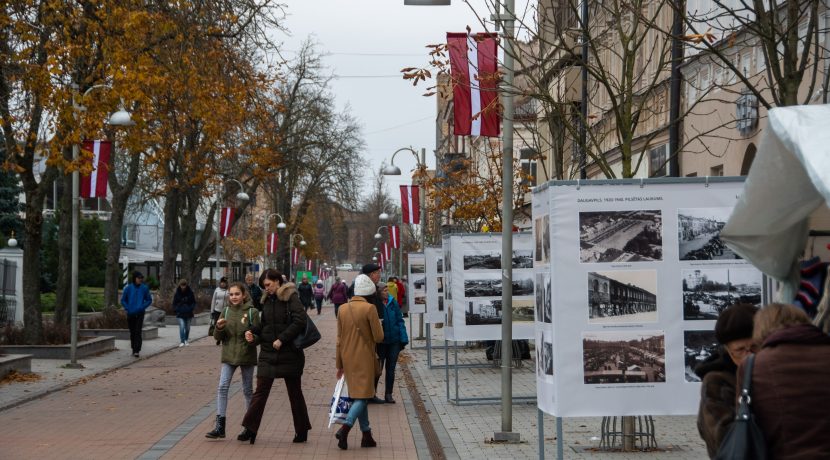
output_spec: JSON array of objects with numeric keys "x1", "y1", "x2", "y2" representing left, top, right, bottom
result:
[
  {"x1": 121, "y1": 271, "x2": 153, "y2": 357},
  {"x1": 376, "y1": 282, "x2": 408, "y2": 403}
]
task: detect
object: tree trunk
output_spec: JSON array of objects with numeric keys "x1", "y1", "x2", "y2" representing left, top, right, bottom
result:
[
  {"x1": 159, "y1": 190, "x2": 179, "y2": 296},
  {"x1": 54, "y1": 171, "x2": 72, "y2": 325},
  {"x1": 104, "y1": 194, "x2": 128, "y2": 309},
  {"x1": 22, "y1": 193, "x2": 46, "y2": 344}
]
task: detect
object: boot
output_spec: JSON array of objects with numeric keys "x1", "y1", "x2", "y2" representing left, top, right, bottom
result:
[
  {"x1": 237, "y1": 427, "x2": 256, "y2": 444},
  {"x1": 360, "y1": 430, "x2": 377, "y2": 448},
  {"x1": 335, "y1": 424, "x2": 352, "y2": 450},
  {"x1": 205, "y1": 416, "x2": 226, "y2": 439},
  {"x1": 384, "y1": 393, "x2": 396, "y2": 404}
]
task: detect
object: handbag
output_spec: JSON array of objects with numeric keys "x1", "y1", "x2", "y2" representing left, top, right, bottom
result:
[
  {"x1": 327, "y1": 376, "x2": 353, "y2": 428},
  {"x1": 287, "y1": 304, "x2": 321, "y2": 349},
  {"x1": 714, "y1": 354, "x2": 767, "y2": 460},
  {"x1": 347, "y1": 300, "x2": 382, "y2": 378}
]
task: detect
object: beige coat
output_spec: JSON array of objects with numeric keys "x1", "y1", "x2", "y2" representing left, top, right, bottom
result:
[{"x1": 336, "y1": 296, "x2": 384, "y2": 398}]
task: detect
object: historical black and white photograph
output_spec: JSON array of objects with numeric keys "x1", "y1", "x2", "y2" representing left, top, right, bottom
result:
[
  {"x1": 588, "y1": 270, "x2": 658, "y2": 323},
  {"x1": 535, "y1": 216, "x2": 544, "y2": 262},
  {"x1": 438, "y1": 296, "x2": 444, "y2": 312},
  {"x1": 446, "y1": 301, "x2": 453, "y2": 327},
  {"x1": 436, "y1": 276, "x2": 444, "y2": 294},
  {"x1": 444, "y1": 247, "x2": 452, "y2": 272},
  {"x1": 542, "y1": 335, "x2": 554, "y2": 376},
  {"x1": 579, "y1": 210, "x2": 663, "y2": 263},
  {"x1": 535, "y1": 272, "x2": 552, "y2": 323},
  {"x1": 684, "y1": 330, "x2": 718, "y2": 382},
  {"x1": 678, "y1": 208, "x2": 741, "y2": 260},
  {"x1": 410, "y1": 263, "x2": 425, "y2": 274},
  {"x1": 513, "y1": 250, "x2": 534, "y2": 269},
  {"x1": 463, "y1": 250, "x2": 501, "y2": 270},
  {"x1": 464, "y1": 273, "x2": 534, "y2": 298},
  {"x1": 465, "y1": 299, "x2": 535, "y2": 325},
  {"x1": 535, "y1": 215, "x2": 551, "y2": 264},
  {"x1": 683, "y1": 268, "x2": 762, "y2": 320},
  {"x1": 582, "y1": 331, "x2": 666, "y2": 384},
  {"x1": 437, "y1": 257, "x2": 443, "y2": 273}
]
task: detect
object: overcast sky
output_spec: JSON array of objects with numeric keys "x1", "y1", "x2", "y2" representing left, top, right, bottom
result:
[{"x1": 279, "y1": 0, "x2": 533, "y2": 208}]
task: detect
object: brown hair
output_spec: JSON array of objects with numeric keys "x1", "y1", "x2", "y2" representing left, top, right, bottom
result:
[
  {"x1": 753, "y1": 303, "x2": 810, "y2": 344},
  {"x1": 228, "y1": 282, "x2": 251, "y2": 304}
]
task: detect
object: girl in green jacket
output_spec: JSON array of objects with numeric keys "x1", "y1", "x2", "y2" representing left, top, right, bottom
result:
[{"x1": 206, "y1": 282, "x2": 261, "y2": 439}]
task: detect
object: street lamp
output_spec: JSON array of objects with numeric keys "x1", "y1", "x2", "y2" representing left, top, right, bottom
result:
[
  {"x1": 382, "y1": 147, "x2": 426, "y2": 253},
  {"x1": 214, "y1": 178, "x2": 250, "y2": 282},
  {"x1": 69, "y1": 84, "x2": 133, "y2": 369},
  {"x1": 263, "y1": 212, "x2": 286, "y2": 269},
  {"x1": 288, "y1": 232, "x2": 306, "y2": 279}
]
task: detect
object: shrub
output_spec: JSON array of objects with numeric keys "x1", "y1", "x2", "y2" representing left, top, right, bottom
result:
[
  {"x1": 80, "y1": 307, "x2": 127, "y2": 329},
  {"x1": 1, "y1": 320, "x2": 70, "y2": 345},
  {"x1": 40, "y1": 287, "x2": 105, "y2": 313},
  {"x1": 145, "y1": 276, "x2": 160, "y2": 290}
]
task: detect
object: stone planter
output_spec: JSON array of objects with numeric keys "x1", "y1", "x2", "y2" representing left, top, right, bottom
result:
[
  {"x1": 164, "y1": 311, "x2": 211, "y2": 326},
  {"x1": 0, "y1": 336, "x2": 115, "y2": 360},
  {"x1": 0, "y1": 354, "x2": 32, "y2": 379},
  {"x1": 80, "y1": 327, "x2": 158, "y2": 341}
]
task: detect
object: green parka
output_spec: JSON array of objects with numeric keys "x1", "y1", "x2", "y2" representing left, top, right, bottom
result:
[{"x1": 213, "y1": 300, "x2": 260, "y2": 366}]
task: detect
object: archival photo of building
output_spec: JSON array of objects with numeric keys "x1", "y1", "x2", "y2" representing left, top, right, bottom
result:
[
  {"x1": 579, "y1": 211, "x2": 663, "y2": 263},
  {"x1": 682, "y1": 268, "x2": 762, "y2": 320},
  {"x1": 582, "y1": 331, "x2": 666, "y2": 384},
  {"x1": 678, "y1": 208, "x2": 741, "y2": 260},
  {"x1": 588, "y1": 271, "x2": 658, "y2": 323}
]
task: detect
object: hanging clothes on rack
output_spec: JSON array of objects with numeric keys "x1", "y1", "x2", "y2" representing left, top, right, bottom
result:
[{"x1": 793, "y1": 256, "x2": 830, "y2": 318}]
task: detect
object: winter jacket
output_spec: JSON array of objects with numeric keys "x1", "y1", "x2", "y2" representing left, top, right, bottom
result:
[
  {"x1": 694, "y1": 348, "x2": 737, "y2": 458},
  {"x1": 121, "y1": 282, "x2": 152, "y2": 315},
  {"x1": 297, "y1": 281, "x2": 313, "y2": 307},
  {"x1": 737, "y1": 323, "x2": 830, "y2": 460},
  {"x1": 313, "y1": 283, "x2": 325, "y2": 300},
  {"x1": 253, "y1": 283, "x2": 307, "y2": 379},
  {"x1": 328, "y1": 282, "x2": 348, "y2": 304},
  {"x1": 336, "y1": 296, "x2": 384, "y2": 398},
  {"x1": 210, "y1": 287, "x2": 229, "y2": 313},
  {"x1": 395, "y1": 279, "x2": 406, "y2": 306},
  {"x1": 381, "y1": 294, "x2": 408, "y2": 345},
  {"x1": 247, "y1": 283, "x2": 263, "y2": 310},
  {"x1": 214, "y1": 300, "x2": 260, "y2": 367},
  {"x1": 172, "y1": 286, "x2": 196, "y2": 319}
]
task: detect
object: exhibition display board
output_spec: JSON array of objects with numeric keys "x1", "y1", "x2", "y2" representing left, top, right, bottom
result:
[
  {"x1": 443, "y1": 232, "x2": 535, "y2": 341},
  {"x1": 424, "y1": 247, "x2": 446, "y2": 323},
  {"x1": 407, "y1": 253, "x2": 426, "y2": 314},
  {"x1": 534, "y1": 178, "x2": 764, "y2": 417}
]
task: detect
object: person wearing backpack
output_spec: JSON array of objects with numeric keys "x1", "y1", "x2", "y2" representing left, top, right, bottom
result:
[
  {"x1": 206, "y1": 282, "x2": 261, "y2": 440},
  {"x1": 312, "y1": 280, "x2": 326, "y2": 315}
]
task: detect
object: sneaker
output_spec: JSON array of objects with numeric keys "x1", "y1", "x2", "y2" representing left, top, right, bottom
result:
[
  {"x1": 184, "y1": 341, "x2": 189, "y2": 346},
  {"x1": 132, "y1": 352, "x2": 139, "y2": 358},
  {"x1": 179, "y1": 343, "x2": 185, "y2": 348}
]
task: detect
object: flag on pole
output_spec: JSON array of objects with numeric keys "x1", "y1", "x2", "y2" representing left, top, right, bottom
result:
[
  {"x1": 292, "y1": 247, "x2": 299, "y2": 265},
  {"x1": 389, "y1": 225, "x2": 400, "y2": 249},
  {"x1": 80, "y1": 140, "x2": 112, "y2": 199},
  {"x1": 378, "y1": 252, "x2": 385, "y2": 269},
  {"x1": 382, "y1": 242, "x2": 392, "y2": 261},
  {"x1": 268, "y1": 232, "x2": 278, "y2": 254},
  {"x1": 306, "y1": 259, "x2": 312, "y2": 271},
  {"x1": 446, "y1": 32, "x2": 500, "y2": 137},
  {"x1": 219, "y1": 207, "x2": 235, "y2": 238},
  {"x1": 400, "y1": 185, "x2": 421, "y2": 224}
]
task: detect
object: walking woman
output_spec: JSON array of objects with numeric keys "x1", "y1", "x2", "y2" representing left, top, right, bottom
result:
[
  {"x1": 335, "y1": 274, "x2": 384, "y2": 450},
  {"x1": 206, "y1": 282, "x2": 260, "y2": 439},
  {"x1": 313, "y1": 280, "x2": 326, "y2": 315},
  {"x1": 172, "y1": 279, "x2": 196, "y2": 347},
  {"x1": 377, "y1": 282, "x2": 408, "y2": 403},
  {"x1": 238, "y1": 269, "x2": 312, "y2": 444}
]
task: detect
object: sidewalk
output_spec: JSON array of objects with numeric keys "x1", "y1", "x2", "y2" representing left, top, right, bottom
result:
[{"x1": 0, "y1": 309, "x2": 710, "y2": 459}]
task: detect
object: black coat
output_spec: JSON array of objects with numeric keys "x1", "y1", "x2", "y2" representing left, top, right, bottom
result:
[
  {"x1": 248, "y1": 283, "x2": 263, "y2": 310},
  {"x1": 255, "y1": 283, "x2": 307, "y2": 379},
  {"x1": 172, "y1": 286, "x2": 196, "y2": 319},
  {"x1": 297, "y1": 282, "x2": 313, "y2": 307}
]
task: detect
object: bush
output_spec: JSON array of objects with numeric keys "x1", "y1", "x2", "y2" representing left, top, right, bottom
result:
[
  {"x1": 40, "y1": 287, "x2": 105, "y2": 313},
  {"x1": 145, "y1": 276, "x2": 160, "y2": 290},
  {"x1": 80, "y1": 306, "x2": 127, "y2": 329},
  {"x1": 1, "y1": 320, "x2": 70, "y2": 345}
]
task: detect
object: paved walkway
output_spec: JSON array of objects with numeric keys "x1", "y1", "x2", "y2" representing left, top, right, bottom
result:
[{"x1": 0, "y1": 310, "x2": 710, "y2": 459}]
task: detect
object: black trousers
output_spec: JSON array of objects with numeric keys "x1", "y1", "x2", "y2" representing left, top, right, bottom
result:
[
  {"x1": 242, "y1": 375, "x2": 311, "y2": 435},
  {"x1": 127, "y1": 311, "x2": 145, "y2": 354}
]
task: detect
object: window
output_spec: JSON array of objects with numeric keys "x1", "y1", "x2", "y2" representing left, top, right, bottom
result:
[
  {"x1": 710, "y1": 164, "x2": 724, "y2": 176},
  {"x1": 648, "y1": 144, "x2": 668, "y2": 177},
  {"x1": 736, "y1": 89, "x2": 759, "y2": 135},
  {"x1": 520, "y1": 147, "x2": 538, "y2": 187},
  {"x1": 742, "y1": 53, "x2": 752, "y2": 76},
  {"x1": 756, "y1": 45, "x2": 766, "y2": 72}
]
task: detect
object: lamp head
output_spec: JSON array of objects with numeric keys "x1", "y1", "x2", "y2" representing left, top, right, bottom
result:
[
  {"x1": 300, "y1": 240, "x2": 307, "y2": 247},
  {"x1": 379, "y1": 212, "x2": 390, "y2": 221},
  {"x1": 236, "y1": 192, "x2": 250, "y2": 202},
  {"x1": 382, "y1": 165, "x2": 401, "y2": 175},
  {"x1": 372, "y1": 256, "x2": 378, "y2": 261},
  {"x1": 108, "y1": 107, "x2": 135, "y2": 127},
  {"x1": 276, "y1": 222, "x2": 287, "y2": 230},
  {"x1": 374, "y1": 233, "x2": 382, "y2": 240},
  {"x1": 373, "y1": 247, "x2": 378, "y2": 252}
]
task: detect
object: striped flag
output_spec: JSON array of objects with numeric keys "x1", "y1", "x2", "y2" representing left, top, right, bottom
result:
[
  {"x1": 389, "y1": 225, "x2": 400, "y2": 249},
  {"x1": 80, "y1": 140, "x2": 111, "y2": 198},
  {"x1": 382, "y1": 242, "x2": 392, "y2": 261},
  {"x1": 378, "y1": 251, "x2": 385, "y2": 269},
  {"x1": 219, "y1": 207, "x2": 235, "y2": 238},
  {"x1": 267, "y1": 232, "x2": 278, "y2": 254},
  {"x1": 306, "y1": 259, "x2": 312, "y2": 271},
  {"x1": 447, "y1": 32, "x2": 500, "y2": 137},
  {"x1": 400, "y1": 185, "x2": 420, "y2": 224},
  {"x1": 292, "y1": 247, "x2": 299, "y2": 265}
]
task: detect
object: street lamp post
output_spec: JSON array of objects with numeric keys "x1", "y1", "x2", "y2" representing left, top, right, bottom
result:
[
  {"x1": 215, "y1": 179, "x2": 249, "y2": 282},
  {"x1": 263, "y1": 213, "x2": 286, "y2": 270},
  {"x1": 69, "y1": 84, "x2": 134, "y2": 369},
  {"x1": 288, "y1": 233, "x2": 307, "y2": 280}
]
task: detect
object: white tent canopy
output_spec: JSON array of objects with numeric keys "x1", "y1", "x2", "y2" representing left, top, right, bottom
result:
[{"x1": 721, "y1": 105, "x2": 830, "y2": 290}]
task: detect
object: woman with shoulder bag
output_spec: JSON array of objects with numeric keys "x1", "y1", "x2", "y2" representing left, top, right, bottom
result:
[
  {"x1": 377, "y1": 282, "x2": 408, "y2": 404},
  {"x1": 206, "y1": 282, "x2": 260, "y2": 440},
  {"x1": 237, "y1": 269, "x2": 312, "y2": 445},
  {"x1": 172, "y1": 279, "x2": 196, "y2": 347}
]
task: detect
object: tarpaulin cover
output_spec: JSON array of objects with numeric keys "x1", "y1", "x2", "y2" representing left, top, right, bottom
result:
[{"x1": 721, "y1": 105, "x2": 830, "y2": 281}]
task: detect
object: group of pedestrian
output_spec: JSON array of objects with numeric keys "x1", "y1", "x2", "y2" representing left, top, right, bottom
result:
[{"x1": 696, "y1": 302, "x2": 830, "y2": 459}]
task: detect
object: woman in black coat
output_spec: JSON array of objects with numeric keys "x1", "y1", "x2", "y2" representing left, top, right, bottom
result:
[
  {"x1": 172, "y1": 280, "x2": 196, "y2": 347},
  {"x1": 238, "y1": 269, "x2": 311, "y2": 444}
]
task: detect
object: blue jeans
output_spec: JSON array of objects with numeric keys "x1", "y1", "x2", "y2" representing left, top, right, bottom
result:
[
  {"x1": 216, "y1": 363, "x2": 254, "y2": 417},
  {"x1": 344, "y1": 398, "x2": 370, "y2": 432},
  {"x1": 378, "y1": 342, "x2": 402, "y2": 394},
  {"x1": 177, "y1": 317, "x2": 192, "y2": 343}
]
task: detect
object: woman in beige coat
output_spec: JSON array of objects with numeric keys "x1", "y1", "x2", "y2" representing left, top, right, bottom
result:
[{"x1": 335, "y1": 274, "x2": 384, "y2": 450}]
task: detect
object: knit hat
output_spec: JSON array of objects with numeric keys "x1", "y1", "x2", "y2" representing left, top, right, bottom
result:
[
  {"x1": 715, "y1": 303, "x2": 758, "y2": 344},
  {"x1": 354, "y1": 274, "x2": 376, "y2": 296},
  {"x1": 361, "y1": 263, "x2": 381, "y2": 275},
  {"x1": 132, "y1": 271, "x2": 144, "y2": 280}
]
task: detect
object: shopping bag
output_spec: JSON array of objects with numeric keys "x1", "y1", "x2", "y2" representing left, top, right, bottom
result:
[{"x1": 327, "y1": 376, "x2": 352, "y2": 428}]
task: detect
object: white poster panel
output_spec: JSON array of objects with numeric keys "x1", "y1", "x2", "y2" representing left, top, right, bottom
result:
[
  {"x1": 447, "y1": 233, "x2": 535, "y2": 341},
  {"x1": 424, "y1": 247, "x2": 446, "y2": 323},
  {"x1": 532, "y1": 185, "x2": 555, "y2": 414},
  {"x1": 545, "y1": 179, "x2": 763, "y2": 417},
  {"x1": 407, "y1": 253, "x2": 426, "y2": 314},
  {"x1": 442, "y1": 235, "x2": 456, "y2": 339}
]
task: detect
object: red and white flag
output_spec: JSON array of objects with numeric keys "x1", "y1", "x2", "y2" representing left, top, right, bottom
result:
[
  {"x1": 389, "y1": 225, "x2": 400, "y2": 249},
  {"x1": 382, "y1": 242, "x2": 392, "y2": 261},
  {"x1": 80, "y1": 140, "x2": 111, "y2": 199},
  {"x1": 267, "y1": 232, "x2": 278, "y2": 254},
  {"x1": 378, "y1": 252, "x2": 385, "y2": 269},
  {"x1": 447, "y1": 33, "x2": 500, "y2": 137},
  {"x1": 292, "y1": 247, "x2": 299, "y2": 265},
  {"x1": 306, "y1": 259, "x2": 312, "y2": 271},
  {"x1": 219, "y1": 207, "x2": 235, "y2": 238},
  {"x1": 400, "y1": 185, "x2": 420, "y2": 225}
]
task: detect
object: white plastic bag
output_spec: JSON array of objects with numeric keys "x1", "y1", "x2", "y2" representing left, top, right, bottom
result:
[{"x1": 327, "y1": 376, "x2": 352, "y2": 428}]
